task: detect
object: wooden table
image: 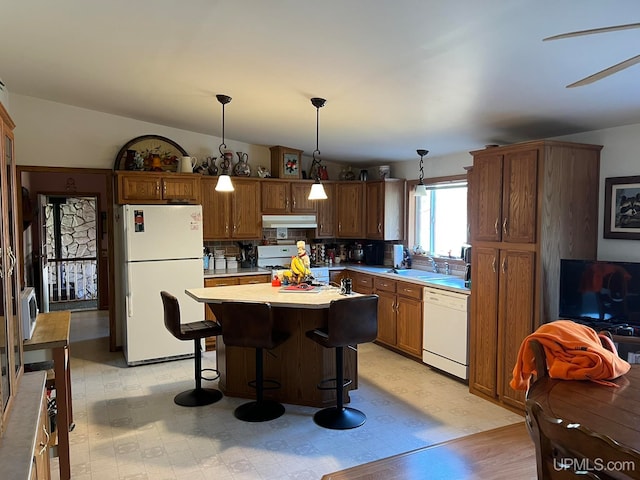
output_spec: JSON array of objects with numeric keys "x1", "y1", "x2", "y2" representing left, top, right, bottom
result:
[
  {"x1": 186, "y1": 283, "x2": 363, "y2": 407},
  {"x1": 527, "y1": 364, "x2": 640, "y2": 452},
  {"x1": 24, "y1": 311, "x2": 73, "y2": 480}
]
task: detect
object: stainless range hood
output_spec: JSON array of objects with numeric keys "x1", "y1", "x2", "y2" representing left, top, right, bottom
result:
[{"x1": 261, "y1": 215, "x2": 317, "y2": 229}]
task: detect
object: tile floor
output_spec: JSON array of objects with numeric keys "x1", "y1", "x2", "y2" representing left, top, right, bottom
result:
[{"x1": 49, "y1": 310, "x2": 522, "y2": 480}]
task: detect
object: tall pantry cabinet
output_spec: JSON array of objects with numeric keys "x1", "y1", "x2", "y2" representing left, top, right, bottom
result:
[
  {"x1": 468, "y1": 140, "x2": 601, "y2": 412},
  {"x1": 0, "y1": 102, "x2": 24, "y2": 435}
]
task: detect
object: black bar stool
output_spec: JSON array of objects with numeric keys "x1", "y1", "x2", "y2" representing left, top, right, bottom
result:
[
  {"x1": 160, "y1": 291, "x2": 223, "y2": 407},
  {"x1": 306, "y1": 295, "x2": 378, "y2": 430},
  {"x1": 214, "y1": 301, "x2": 289, "y2": 422}
]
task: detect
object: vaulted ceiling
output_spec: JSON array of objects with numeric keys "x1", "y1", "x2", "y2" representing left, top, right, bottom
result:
[{"x1": 1, "y1": 1, "x2": 639, "y2": 164}]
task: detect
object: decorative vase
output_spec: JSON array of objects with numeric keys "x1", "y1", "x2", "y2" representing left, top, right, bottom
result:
[{"x1": 233, "y1": 152, "x2": 251, "y2": 176}]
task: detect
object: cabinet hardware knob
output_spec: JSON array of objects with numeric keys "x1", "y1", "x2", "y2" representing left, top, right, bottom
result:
[
  {"x1": 494, "y1": 218, "x2": 499, "y2": 234},
  {"x1": 492, "y1": 257, "x2": 497, "y2": 273},
  {"x1": 501, "y1": 257, "x2": 507, "y2": 273},
  {"x1": 503, "y1": 218, "x2": 508, "y2": 235}
]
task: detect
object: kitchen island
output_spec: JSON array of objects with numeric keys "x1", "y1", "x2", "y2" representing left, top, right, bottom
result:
[{"x1": 185, "y1": 283, "x2": 365, "y2": 407}]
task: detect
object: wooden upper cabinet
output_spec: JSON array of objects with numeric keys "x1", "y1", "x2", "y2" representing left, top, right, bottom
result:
[
  {"x1": 231, "y1": 178, "x2": 262, "y2": 239},
  {"x1": 201, "y1": 177, "x2": 261, "y2": 240},
  {"x1": 116, "y1": 172, "x2": 200, "y2": 204},
  {"x1": 201, "y1": 177, "x2": 231, "y2": 239},
  {"x1": 261, "y1": 180, "x2": 316, "y2": 213},
  {"x1": 474, "y1": 153, "x2": 504, "y2": 242},
  {"x1": 336, "y1": 182, "x2": 364, "y2": 238},
  {"x1": 502, "y1": 149, "x2": 538, "y2": 244},
  {"x1": 316, "y1": 182, "x2": 335, "y2": 238},
  {"x1": 366, "y1": 179, "x2": 404, "y2": 240},
  {"x1": 473, "y1": 148, "x2": 537, "y2": 244}
]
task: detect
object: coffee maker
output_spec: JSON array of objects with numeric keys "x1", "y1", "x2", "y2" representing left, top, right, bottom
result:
[{"x1": 462, "y1": 245, "x2": 472, "y2": 287}]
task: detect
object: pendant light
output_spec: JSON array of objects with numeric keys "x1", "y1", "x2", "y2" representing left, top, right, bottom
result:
[
  {"x1": 415, "y1": 149, "x2": 429, "y2": 196},
  {"x1": 308, "y1": 97, "x2": 328, "y2": 200},
  {"x1": 215, "y1": 94, "x2": 234, "y2": 192}
]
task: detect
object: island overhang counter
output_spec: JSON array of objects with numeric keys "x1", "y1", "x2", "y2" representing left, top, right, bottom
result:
[{"x1": 185, "y1": 283, "x2": 366, "y2": 407}]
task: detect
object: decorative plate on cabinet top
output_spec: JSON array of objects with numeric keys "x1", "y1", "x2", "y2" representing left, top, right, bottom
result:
[{"x1": 114, "y1": 135, "x2": 189, "y2": 171}]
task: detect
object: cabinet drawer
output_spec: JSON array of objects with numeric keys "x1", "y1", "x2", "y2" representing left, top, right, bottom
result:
[
  {"x1": 204, "y1": 277, "x2": 240, "y2": 287},
  {"x1": 397, "y1": 281, "x2": 423, "y2": 300},
  {"x1": 237, "y1": 274, "x2": 270, "y2": 285},
  {"x1": 354, "y1": 274, "x2": 373, "y2": 290},
  {"x1": 374, "y1": 277, "x2": 397, "y2": 293}
]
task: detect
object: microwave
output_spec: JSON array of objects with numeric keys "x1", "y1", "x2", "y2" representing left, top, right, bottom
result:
[{"x1": 20, "y1": 287, "x2": 38, "y2": 340}]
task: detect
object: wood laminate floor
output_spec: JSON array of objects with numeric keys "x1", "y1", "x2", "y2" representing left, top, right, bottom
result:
[{"x1": 322, "y1": 422, "x2": 536, "y2": 479}]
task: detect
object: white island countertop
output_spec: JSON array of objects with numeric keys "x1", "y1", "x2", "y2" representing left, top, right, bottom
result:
[{"x1": 186, "y1": 282, "x2": 358, "y2": 309}]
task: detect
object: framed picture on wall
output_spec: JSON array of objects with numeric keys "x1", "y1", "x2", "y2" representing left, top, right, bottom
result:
[
  {"x1": 269, "y1": 145, "x2": 303, "y2": 179},
  {"x1": 604, "y1": 175, "x2": 640, "y2": 239}
]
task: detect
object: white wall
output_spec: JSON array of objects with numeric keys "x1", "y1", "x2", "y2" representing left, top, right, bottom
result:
[{"x1": 9, "y1": 93, "x2": 640, "y2": 262}]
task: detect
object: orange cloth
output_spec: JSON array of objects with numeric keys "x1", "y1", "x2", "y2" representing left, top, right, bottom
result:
[{"x1": 510, "y1": 320, "x2": 630, "y2": 391}]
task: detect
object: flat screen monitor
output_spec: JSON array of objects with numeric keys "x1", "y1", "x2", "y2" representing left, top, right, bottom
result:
[{"x1": 559, "y1": 259, "x2": 640, "y2": 325}]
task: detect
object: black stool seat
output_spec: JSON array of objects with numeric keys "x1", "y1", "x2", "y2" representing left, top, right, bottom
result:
[
  {"x1": 214, "y1": 301, "x2": 289, "y2": 422},
  {"x1": 161, "y1": 291, "x2": 223, "y2": 407},
  {"x1": 306, "y1": 295, "x2": 378, "y2": 430}
]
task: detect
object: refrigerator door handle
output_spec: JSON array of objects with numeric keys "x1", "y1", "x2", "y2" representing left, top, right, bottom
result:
[{"x1": 126, "y1": 266, "x2": 133, "y2": 317}]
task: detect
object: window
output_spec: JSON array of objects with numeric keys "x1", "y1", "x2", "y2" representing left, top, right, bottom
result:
[{"x1": 412, "y1": 180, "x2": 467, "y2": 257}]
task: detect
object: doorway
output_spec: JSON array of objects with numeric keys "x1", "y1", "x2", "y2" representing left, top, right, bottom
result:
[
  {"x1": 18, "y1": 167, "x2": 117, "y2": 351},
  {"x1": 41, "y1": 194, "x2": 99, "y2": 312}
]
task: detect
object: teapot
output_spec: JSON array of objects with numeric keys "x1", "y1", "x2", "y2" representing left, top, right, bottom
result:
[{"x1": 179, "y1": 156, "x2": 198, "y2": 173}]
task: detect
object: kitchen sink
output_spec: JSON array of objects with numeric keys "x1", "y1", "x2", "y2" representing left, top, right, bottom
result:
[{"x1": 425, "y1": 277, "x2": 468, "y2": 289}]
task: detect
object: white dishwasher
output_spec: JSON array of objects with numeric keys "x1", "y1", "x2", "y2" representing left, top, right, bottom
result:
[{"x1": 422, "y1": 286, "x2": 469, "y2": 380}]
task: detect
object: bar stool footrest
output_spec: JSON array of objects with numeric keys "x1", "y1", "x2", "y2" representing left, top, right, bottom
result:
[
  {"x1": 316, "y1": 377, "x2": 353, "y2": 391},
  {"x1": 248, "y1": 379, "x2": 281, "y2": 391},
  {"x1": 201, "y1": 368, "x2": 220, "y2": 382}
]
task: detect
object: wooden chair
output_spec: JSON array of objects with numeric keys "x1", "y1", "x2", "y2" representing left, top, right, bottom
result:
[
  {"x1": 526, "y1": 399, "x2": 640, "y2": 479},
  {"x1": 526, "y1": 336, "x2": 640, "y2": 479}
]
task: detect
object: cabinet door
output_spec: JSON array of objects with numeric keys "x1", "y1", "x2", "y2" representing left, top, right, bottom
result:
[
  {"x1": 201, "y1": 178, "x2": 231, "y2": 239},
  {"x1": 498, "y1": 249, "x2": 535, "y2": 410},
  {"x1": 290, "y1": 182, "x2": 316, "y2": 213},
  {"x1": 473, "y1": 153, "x2": 503, "y2": 242},
  {"x1": 33, "y1": 389, "x2": 51, "y2": 480},
  {"x1": 232, "y1": 179, "x2": 262, "y2": 239},
  {"x1": 261, "y1": 181, "x2": 290, "y2": 213},
  {"x1": 469, "y1": 246, "x2": 500, "y2": 398},
  {"x1": 366, "y1": 182, "x2": 383, "y2": 239},
  {"x1": 396, "y1": 294, "x2": 423, "y2": 358},
  {"x1": 118, "y1": 173, "x2": 162, "y2": 202},
  {"x1": 162, "y1": 176, "x2": 199, "y2": 202},
  {"x1": 336, "y1": 182, "x2": 364, "y2": 238},
  {"x1": 502, "y1": 150, "x2": 538, "y2": 244},
  {"x1": 376, "y1": 290, "x2": 397, "y2": 346},
  {"x1": 330, "y1": 269, "x2": 347, "y2": 285},
  {"x1": 352, "y1": 272, "x2": 374, "y2": 294},
  {"x1": 316, "y1": 183, "x2": 335, "y2": 238}
]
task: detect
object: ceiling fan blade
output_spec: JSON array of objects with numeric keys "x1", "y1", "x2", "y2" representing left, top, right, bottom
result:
[
  {"x1": 544, "y1": 22, "x2": 640, "y2": 41},
  {"x1": 567, "y1": 54, "x2": 640, "y2": 88}
]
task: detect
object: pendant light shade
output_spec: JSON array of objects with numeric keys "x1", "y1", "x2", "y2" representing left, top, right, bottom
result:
[
  {"x1": 214, "y1": 174, "x2": 234, "y2": 192},
  {"x1": 308, "y1": 181, "x2": 328, "y2": 200},
  {"x1": 308, "y1": 97, "x2": 328, "y2": 201},
  {"x1": 415, "y1": 149, "x2": 429, "y2": 196},
  {"x1": 215, "y1": 94, "x2": 234, "y2": 192}
]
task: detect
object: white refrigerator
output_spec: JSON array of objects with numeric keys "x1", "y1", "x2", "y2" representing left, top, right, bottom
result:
[{"x1": 118, "y1": 204, "x2": 204, "y2": 366}]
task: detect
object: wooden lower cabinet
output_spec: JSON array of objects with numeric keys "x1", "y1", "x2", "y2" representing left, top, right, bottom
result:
[
  {"x1": 203, "y1": 274, "x2": 270, "y2": 350},
  {"x1": 329, "y1": 269, "x2": 348, "y2": 286},
  {"x1": 374, "y1": 278, "x2": 423, "y2": 359},
  {"x1": 469, "y1": 247, "x2": 535, "y2": 411},
  {"x1": 351, "y1": 272, "x2": 374, "y2": 294}
]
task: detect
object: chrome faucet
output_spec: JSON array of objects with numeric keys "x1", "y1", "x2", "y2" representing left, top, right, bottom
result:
[
  {"x1": 427, "y1": 257, "x2": 439, "y2": 273},
  {"x1": 444, "y1": 262, "x2": 450, "y2": 275}
]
